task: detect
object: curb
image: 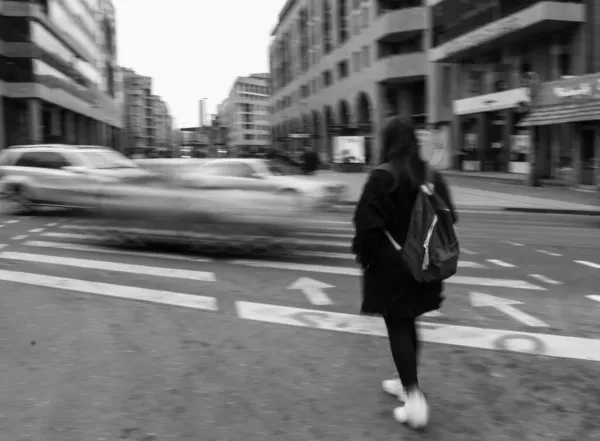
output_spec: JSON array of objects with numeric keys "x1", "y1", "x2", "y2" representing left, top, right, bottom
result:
[{"x1": 502, "y1": 207, "x2": 600, "y2": 216}]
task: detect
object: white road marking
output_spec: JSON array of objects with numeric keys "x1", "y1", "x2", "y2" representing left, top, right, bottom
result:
[
  {"x1": 588, "y1": 295, "x2": 600, "y2": 303},
  {"x1": 291, "y1": 238, "x2": 349, "y2": 248},
  {"x1": 487, "y1": 259, "x2": 515, "y2": 268},
  {"x1": 11, "y1": 235, "x2": 29, "y2": 240},
  {"x1": 504, "y1": 241, "x2": 525, "y2": 247},
  {"x1": 229, "y1": 260, "x2": 544, "y2": 290},
  {"x1": 295, "y1": 231, "x2": 353, "y2": 239},
  {"x1": 42, "y1": 232, "x2": 104, "y2": 240},
  {"x1": 537, "y1": 249, "x2": 562, "y2": 257},
  {"x1": 0, "y1": 252, "x2": 216, "y2": 282},
  {"x1": 529, "y1": 274, "x2": 562, "y2": 285},
  {"x1": 0, "y1": 244, "x2": 6, "y2": 249},
  {"x1": 576, "y1": 260, "x2": 600, "y2": 269},
  {"x1": 302, "y1": 219, "x2": 351, "y2": 226},
  {"x1": 470, "y1": 292, "x2": 549, "y2": 327},
  {"x1": 45, "y1": 222, "x2": 58, "y2": 227},
  {"x1": 292, "y1": 250, "x2": 485, "y2": 268},
  {"x1": 235, "y1": 301, "x2": 600, "y2": 362},
  {"x1": 23, "y1": 241, "x2": 214, "y2": 263},
  {"x1": 303, "y1": 225, "x2": 354, "y2": 233},
  {"x1": 0, "y1": 269, "x2": 217, "y2": 311},
  {"x1": 422, "y1": 310, "x2": 442, "y2": 318},
  {"x1": 461, "y1": 248, "x2": 478, "y2": 255},
  {"x1": 287, "y1": 277, "x2": 333, "y2": 306},
  {"x1": 4, "y1": 220, "x2": 20, "y2": 224},
  {"x1": 28, "y1": 228, "x2": 45, "y2": 233}
]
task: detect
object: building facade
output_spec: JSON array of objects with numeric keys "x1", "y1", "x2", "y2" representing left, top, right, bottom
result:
[
  {"x1": 220, "y1": 73, "x2": 271, "y2": 157},
  {"x1": 269, "y1": 0, "x2": 428, "y2": 165},
  {"x1": 427, "y1": 0, "x2": 599, "y2": 186},
  {"x1": 121, "y1": 67, "x2": 173, "y2": 156},
  {"x1": 0, "y1": 0, "x2": 123, "y2": 150}
]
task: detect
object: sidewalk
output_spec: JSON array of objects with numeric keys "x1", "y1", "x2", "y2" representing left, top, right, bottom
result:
[{"x1": 318, "y1": 171, "x2": 600, "y2": 215}]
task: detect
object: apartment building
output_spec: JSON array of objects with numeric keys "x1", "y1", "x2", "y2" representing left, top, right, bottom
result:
[
  {"x1": 428, "y1": 0, "x2": 599, "y2": 186},
  {"x1": 0, "y1": 0, "x2": 123, "y2": 150},
  {"x1": 121, "y1": 68, "x2": 173, "y2": 156},
  {"x1": 269, "y1": 0, "x2": 427, "y2": 165},
  {"x1": 221, "y1": 73, "x2": 271, "y2": 156}
]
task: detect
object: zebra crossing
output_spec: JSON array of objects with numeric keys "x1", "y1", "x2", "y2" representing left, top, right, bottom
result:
[{"x1": 1, "y1": 216, "x2": 600, "y2": 363}]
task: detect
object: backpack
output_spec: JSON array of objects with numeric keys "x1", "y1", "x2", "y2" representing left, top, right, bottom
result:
[{"x1": 376, "y1": 163, "x2": 460, "y2": 283}]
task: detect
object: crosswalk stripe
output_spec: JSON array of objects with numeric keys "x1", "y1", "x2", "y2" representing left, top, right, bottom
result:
[
  {"x1": 529, "y1": 274, "x2": 562, "y2": 285},
  {"x1": 487, "y1": 259, "x2": 515, "y2": 268},
  {"x1": 24, "y1": 241, "x2": 214, "y2": 263},
  {"x1": 575, "y1": 260, "x2": 600, "y2": 269},
  {"x1": 295, "y1": 231, "x2": 353, "y2": 239},
  {"x1": 229, "y1": 259, "x2": 544, "y2": 290},
  {"x1": 0, "y1": 269, "x2": 217, "y2": 311},
  {"x1": 43, "y1": 232, "x2": 104, "y2": 240},
  {"x1": 0, "y1": 251, "x2": 216, "y2": 282}
]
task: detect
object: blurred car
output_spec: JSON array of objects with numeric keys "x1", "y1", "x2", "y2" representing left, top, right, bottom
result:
[
  {"x1": 135, "y1": 157, "x2": 347, "y2": 209},
  {"x1": 0, "y1": 144, "x2": 161, "y2": 213},
  {"x1": 0, "y1": 144, "x2": 160, "y2": 212}
]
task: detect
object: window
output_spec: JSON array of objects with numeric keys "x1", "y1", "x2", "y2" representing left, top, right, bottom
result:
[
  {"x1": 338, "y1": 0, "x2": 348, "y2": 44},
  {"x1": 322, "y1": 70, "x2": 333, "y2": 87},
  {"x1": 203, "y1": 162, "x2": 256, "y2": 178},
  {"x1": 337, "y1": 60, "x2": 349, "y2": 79},
  {"x1": 361, "y1": 5, "x2": 369, "y2": 28},
  {"x1": 353, "y1": 51, "x2": 361, "y2": 72},
  {"x1": 362, "y1": 45, "x2": 370, "y2": 67},
  {"x1": 15, "y1": 151, "x2": 70, "y2": 169}
]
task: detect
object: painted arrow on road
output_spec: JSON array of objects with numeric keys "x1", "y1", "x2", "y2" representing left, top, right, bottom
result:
[
  {"x1": 469, "y1": 292, "x2": 549, "y2": 328},
  {"x1": 287, "y1": 277, "x2": 334, "y2": 306}
]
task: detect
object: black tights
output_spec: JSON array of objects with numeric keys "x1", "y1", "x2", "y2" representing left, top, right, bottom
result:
[{"x1": 383, "y1": 314, "x2": 420, "y2": 391}]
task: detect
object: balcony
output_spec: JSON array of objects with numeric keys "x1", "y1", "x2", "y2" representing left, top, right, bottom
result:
[
  {"x1": 430, "y1": 1, "x2": 585, "y2": 62},
  {"x1": 372, "y1": 52, "x2": 428, "y2": 83},
  {"x1": 374, "y1": 5, "x2": 426, "y2": 40}
]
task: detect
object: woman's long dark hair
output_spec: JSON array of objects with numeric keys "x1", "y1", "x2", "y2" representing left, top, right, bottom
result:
[{"x1": 379, "y1": 116, "x2": 426, "y2": 190}]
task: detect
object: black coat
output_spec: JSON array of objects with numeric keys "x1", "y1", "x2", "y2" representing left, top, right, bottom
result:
[{"x1": 352, "y1": 167, "x2": 458, "y2": 318}]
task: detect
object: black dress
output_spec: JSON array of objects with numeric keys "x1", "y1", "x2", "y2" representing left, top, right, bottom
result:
[{"x1": 352, "y1": 167, "x2": 458, "y2": 318}]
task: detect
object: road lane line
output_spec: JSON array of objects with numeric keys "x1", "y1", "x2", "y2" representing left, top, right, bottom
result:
[
  {"x1": 292, "y1": 250, "x2": 486, "y2": 268},
  {"x1": 460, "y1": 248, "x2": 478, "y2": 255},
  {"x1": 504, "y1": 241, "x2": 525, "y2": 247},
  {"x1": 235, "y1": 301, "x2": 600, "y2": 362},
  {"x1": 294, "y1": 231, "x2": 353, "y2": 239},
  {"x1": 45, "y1": 222, "x2": 58, "y2": 227},
  {"x1": 576, "y1": 260, "x2": 600, "y2": 269},
  {"x1": 588, "y1": 295, "x2": 600, "y2": 303},
  {"x1": 229, "y1": 260, "x2": 544, "y2": 290},
  {"x1": 42, "y1": 232, "x2": 104, "y2": 240},
  {"x1": 4, "y1": 220, "x2": 20, "y2": 224},
  {"x1": 537, "y1": 249, "x2": 562, "y2": 257},
  {"x1": 11, "y1": 235, "x2": 29, "y2": 240},
  {"x1": 487, "y1": 259, "x2": 515, "y2": 268},
  {"x1": 0, "y1": 252, "x2": 216, "y2": 282},
  {"x1": 529, "y1": 274, "x2": 562, "y2": 285},
  {"x1": 28, "y1": 228, "x2": 45, "y2": 233},
  {"x1": 23, "y1": 241, "x2": 214, "y2": 263},
  {"x1": 0, "y1": 269, "x2": 217, "y2": 311}
]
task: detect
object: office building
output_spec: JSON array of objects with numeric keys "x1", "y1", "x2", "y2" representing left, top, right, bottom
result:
[
  {"x1": 0, "y1": 0, "x2": 123, "y2": 150},
  {"x1": 269, "y1": 0, "x2": 427, "y2": 165},
  {"x1": 220, "y1": 73, "x2": 271, "y2": 157},
  {"x1": 428, "y1": 0, "x2": 599, "y2": 186},
  {"x1": 121, "y1": 68, "x2": 173, "y2": 156}
]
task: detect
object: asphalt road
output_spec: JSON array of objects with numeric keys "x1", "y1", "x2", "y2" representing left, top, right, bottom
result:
[{"x1": 0, "y1": 208, "x2": 599, "y2": 441}]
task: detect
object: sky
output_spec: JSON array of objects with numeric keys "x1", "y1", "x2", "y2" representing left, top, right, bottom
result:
[{"x1": 115, "y1": 0, "x2": 285, "y2": 128}]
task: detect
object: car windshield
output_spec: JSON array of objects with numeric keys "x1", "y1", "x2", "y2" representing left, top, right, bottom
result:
[
  {"x1": 265, "y1": 159, "x2": 302, "y2": 176},
  {"x1": 80, "y1": 150, "x2": 139, "y2": 169}
]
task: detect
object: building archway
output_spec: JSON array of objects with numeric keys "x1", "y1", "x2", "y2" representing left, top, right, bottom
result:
[
  {"x1": 323, "y1": 105, "x2": 335, "y2": 164},
  {"x1": 356, "y1": 92, "x2": 374, "y2": 164},
  {"x1": 311, "y1": 110, "x2": 322, "y2": 157},
  {"x1": 338, "y1": 100, "x2": 351, "y2": 127}
]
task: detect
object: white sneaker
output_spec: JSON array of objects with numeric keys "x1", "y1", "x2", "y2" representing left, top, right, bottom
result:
[
  {"x1": 381, "y1": 378, "x2": 407, "y2": 401},
  {"x1": 393, "y1": 388, "x2": 429, "y2": 429}
]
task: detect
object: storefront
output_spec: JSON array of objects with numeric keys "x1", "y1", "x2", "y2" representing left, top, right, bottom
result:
[
  {"x1": 519, "y1": 73, "x2": 600, "y2": 187},
  {"x1": 453, "y1": 87, "x2": 531, "y2": 173}
]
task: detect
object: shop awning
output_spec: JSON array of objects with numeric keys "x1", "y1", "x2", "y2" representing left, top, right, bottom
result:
[{"x1": 518, "y1": 101, "x2": 600, "y2": 127}]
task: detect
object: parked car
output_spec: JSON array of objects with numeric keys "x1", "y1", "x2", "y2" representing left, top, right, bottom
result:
[
  {"x1": 0, "y1": 144, "x2": 160, "y2": 213},
  {"x1": 135, "y1": 157, "x2": 347, "y2": 209}
]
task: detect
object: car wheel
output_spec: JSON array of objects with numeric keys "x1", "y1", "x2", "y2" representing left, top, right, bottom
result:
[{"x1": 5, "y1": 185, "x2": 36, "y2": 215}]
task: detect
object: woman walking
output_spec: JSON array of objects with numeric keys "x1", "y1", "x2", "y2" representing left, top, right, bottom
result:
[{"x1": 352, "y1": 116, "x2": 458, "y2": 428}]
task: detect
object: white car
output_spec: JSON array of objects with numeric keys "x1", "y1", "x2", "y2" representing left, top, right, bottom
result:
[
  {"x1": 136, "y1": 157, "x2": 347, "y2": 209},
  {"x1": 0, "y1": 144, "x2": 159, "y2": 213}
]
